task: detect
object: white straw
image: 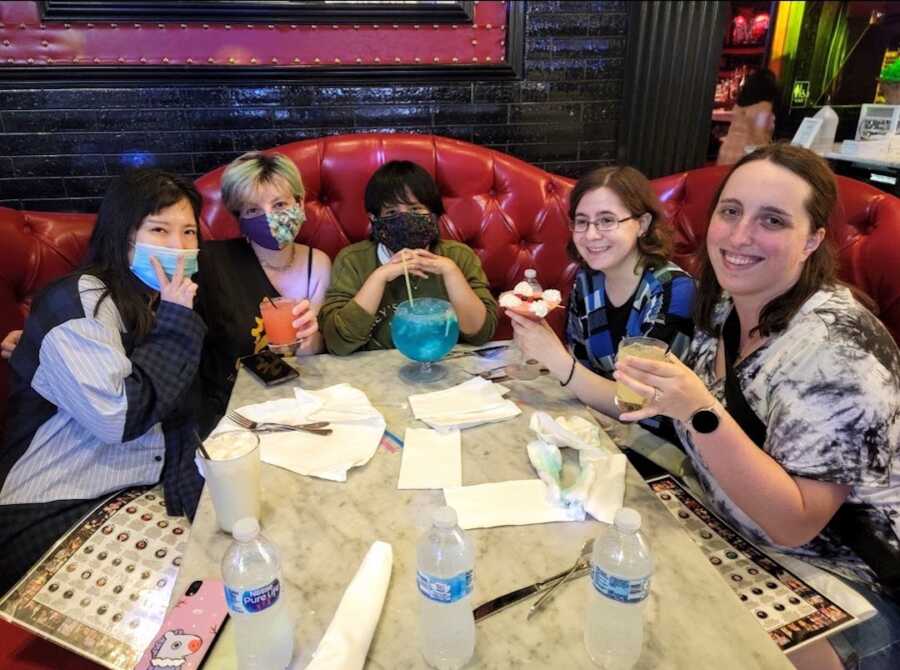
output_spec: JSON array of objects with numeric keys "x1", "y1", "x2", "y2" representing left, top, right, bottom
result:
[{"x1": 401, "y1": 251, "x2": 415, "y2": 307}]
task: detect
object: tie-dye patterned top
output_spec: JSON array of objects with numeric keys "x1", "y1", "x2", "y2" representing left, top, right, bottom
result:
[{"x1": 676, "y1": 286, "x2": 900, "y2": 588}]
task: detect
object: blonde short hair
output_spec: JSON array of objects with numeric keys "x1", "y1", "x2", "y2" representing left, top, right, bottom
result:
[{"x1": 220, "y1": 151, "x2": 305, "y2": 215}]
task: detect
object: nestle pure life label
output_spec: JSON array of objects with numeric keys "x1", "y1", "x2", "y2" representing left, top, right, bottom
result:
[{"x1": 225, "y1": 579, "x2": 281, "y2": 614}]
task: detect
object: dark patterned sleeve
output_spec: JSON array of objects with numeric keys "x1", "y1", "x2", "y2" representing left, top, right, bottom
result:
[
  {"x1": 565, "y1": 275, "x2": 585, "y2": 360},
  {"x1": 644, "y1": 273, "x2": 696, "y2": 362},
  {"x1": 763, "y1": 323, "x2": 900, "y2": 488}
]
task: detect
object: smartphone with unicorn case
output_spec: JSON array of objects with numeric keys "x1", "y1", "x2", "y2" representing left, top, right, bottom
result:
[{"x1": 134, "y1": 579, "x2": 228, "y2": 670}]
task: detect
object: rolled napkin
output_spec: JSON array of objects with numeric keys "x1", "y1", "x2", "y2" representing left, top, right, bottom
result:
[
  {"x1": 212, "y1": 384, "x2": 386, "y2": 481},
  {"x1": 443, "y1": 480, "x2": 582, "y2": 529},
  {"x1": 306, "y1": 541, "x2": 394, "y2": 670},
  {"x1": 408, "y1": 377, "x2": 521, "y2": 431},
  {"x1": 527, "y1": 412, "x2": 627, "y2": 523}
]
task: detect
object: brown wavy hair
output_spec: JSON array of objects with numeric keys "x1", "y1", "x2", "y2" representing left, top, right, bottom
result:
[
  {"x1": 566, "y1": 165, "x2": 672, "y2": 271},
  {"x1": 695, "y1": 143, "x2": 838, "y2": 337}
]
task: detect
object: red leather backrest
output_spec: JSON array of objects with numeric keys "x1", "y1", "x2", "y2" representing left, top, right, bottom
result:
[
  {"x1": 195, "y1": 134, "x2": 580, "y2": 325},
  {"x1": 650, "y1": 164, "x2": 900, "y2": 344},
  {"x1": 2, "y1": 135, "x2": 899, "y2": 436}
]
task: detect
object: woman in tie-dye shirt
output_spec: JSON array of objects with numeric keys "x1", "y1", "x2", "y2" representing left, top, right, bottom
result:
[{"x1": 617, "y1": 144, "x2": 900, "y2": 670}]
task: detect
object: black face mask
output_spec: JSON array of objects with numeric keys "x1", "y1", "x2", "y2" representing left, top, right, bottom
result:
[{"x1": 371, "y1": 212, "x2": 439, "y2": 253}]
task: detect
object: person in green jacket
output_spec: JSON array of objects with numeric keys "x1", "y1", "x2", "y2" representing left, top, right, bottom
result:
[{"x1": 321, "y1": 160, "x2": 498, "y2": 355}]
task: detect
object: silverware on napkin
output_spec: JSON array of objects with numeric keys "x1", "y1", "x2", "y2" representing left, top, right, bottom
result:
[
  {"x1": 226, "y1": 410, "x2": 333, "y2": 436},
  {"x1": 473, "y1": 539, "x2": 594, "y2": 622}
]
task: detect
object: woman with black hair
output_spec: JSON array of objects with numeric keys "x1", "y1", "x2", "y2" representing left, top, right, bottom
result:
[
  {"x1": 0, "y1": 169, "x2": 207, "y2": 593},
  {"x1": 717, "y1": 69, "x2": 780, "y2": 166},
  {"x1": 320, "y1": 160, "x2": 498, "y2": 355}
]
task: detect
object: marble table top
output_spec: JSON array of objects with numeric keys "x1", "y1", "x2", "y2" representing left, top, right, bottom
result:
[{"x1": 173, "y1": 347, "x2": 791, "y2": 669}]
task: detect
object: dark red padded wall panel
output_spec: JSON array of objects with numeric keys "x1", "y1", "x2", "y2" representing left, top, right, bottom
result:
[{"x1": 0, "y1": 1, "x2": 506, "y2": 67}]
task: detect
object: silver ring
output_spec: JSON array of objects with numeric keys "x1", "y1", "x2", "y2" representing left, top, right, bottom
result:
[{"x1": 652, "y1": 387, "x2": 661, "y2": 403}]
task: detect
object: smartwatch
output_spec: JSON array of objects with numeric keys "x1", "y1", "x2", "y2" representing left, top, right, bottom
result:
[{"x1": 689, "y1": 405, "x2": 720, "y2": 434}]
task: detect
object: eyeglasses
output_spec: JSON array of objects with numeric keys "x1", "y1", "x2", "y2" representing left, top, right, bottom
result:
[{"x1": 568, "y1": 214, "x2": 643, "y2": 234}]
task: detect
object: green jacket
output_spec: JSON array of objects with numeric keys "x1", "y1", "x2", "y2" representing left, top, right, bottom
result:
[{"x1": 321, "y1": 240, "x2": 498, "y2": 356}]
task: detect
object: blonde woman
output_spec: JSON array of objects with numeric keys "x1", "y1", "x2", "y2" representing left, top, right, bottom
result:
[{"x1": 199, "y1": 152, "x2": 331, "y2": 432}]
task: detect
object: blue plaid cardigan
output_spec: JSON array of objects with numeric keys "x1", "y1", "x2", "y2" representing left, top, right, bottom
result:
[{"x1": 566, "y1": 262, "x2": 696, "y2": 376}]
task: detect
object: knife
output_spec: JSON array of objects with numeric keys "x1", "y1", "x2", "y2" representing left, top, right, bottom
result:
[{"x1": 473, "y1": 560, "x2": 590, "y2": 622}]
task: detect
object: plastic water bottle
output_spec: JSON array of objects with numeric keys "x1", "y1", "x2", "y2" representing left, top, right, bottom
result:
[
  {"x1": 222, "y1": 517, "x2": 294, "y2": 669},
  {"x1": 416, "y1": 506, "x2": 475, "y2": 670},
  {"x1": 584, "y1": 508, "x2": 652, "y2": 670},
  {"x1": 524, "y1": 268, "x2": 542, "y2": 294},
  {"x1": 521, "y1": 269, "x2": 543, "y2": 367}
]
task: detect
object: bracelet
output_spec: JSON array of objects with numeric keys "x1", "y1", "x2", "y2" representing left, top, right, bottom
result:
[{"x1": 560, "y1": 357, "x2": 577, "y2": 387}]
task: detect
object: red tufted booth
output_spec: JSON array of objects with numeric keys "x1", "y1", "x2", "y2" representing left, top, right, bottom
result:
[
  {"x1": 1, "y1": 133, "x2": 900, "y2": 669},
  {"x1": 2, "y1": 134, "x2": 900, "y2": 429}
]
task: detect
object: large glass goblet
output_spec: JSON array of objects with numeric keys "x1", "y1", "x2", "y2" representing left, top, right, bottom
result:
[{"x1": 391, "y1": 298, "x2": 460, "y2": 384}]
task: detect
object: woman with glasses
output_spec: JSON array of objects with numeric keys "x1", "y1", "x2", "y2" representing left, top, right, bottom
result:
[{"x1": 507, "y1": 166, "x2": 695, "y2": 440}]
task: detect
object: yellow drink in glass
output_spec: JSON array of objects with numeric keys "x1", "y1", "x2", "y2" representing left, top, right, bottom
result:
[{"x1": 616, "y1": 336, "x2": 668, "y2": 411}]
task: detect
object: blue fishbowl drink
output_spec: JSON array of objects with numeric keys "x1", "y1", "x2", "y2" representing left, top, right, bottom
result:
[{"x1": 391, "y1": 298, "x2": 459, "y2": 383}]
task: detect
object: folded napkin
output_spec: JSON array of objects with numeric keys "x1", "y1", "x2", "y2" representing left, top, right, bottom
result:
[
  {"x1": 409, "y1": 377, "x2": 521, "y2": 431},
  {"x1": 527, "y1": 412, "x2": 627, "y2": 524},
  {"x1": 443, "y1": 480, "x2": 583, "y2": 529},
  {"x1": 398, "y1": 428, "x2": 462, "y2": 490},
  {"x1": 214, "y1": 384, "x2": 386, "y2": 481},
  {"x1": 306, "y1": 541, "x2": 393, "y2": 670}
]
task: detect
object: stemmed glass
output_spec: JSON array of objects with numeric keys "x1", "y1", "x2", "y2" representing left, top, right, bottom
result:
[{"x1": 391, "y1": 298, "x2": 460, "y2": 383}]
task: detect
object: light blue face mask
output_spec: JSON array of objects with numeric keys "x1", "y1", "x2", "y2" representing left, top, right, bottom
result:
[{"x1": 129, "y1": 242, "x2": 199, "y2": 291}]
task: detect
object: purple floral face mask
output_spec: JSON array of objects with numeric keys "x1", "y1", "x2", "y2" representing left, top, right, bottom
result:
[{"x1": 239, "y1": 204, "x2": 305, "y2": 250}]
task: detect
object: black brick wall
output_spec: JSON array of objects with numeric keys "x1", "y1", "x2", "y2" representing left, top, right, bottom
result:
[{"x1": 0, "y1": 1, "x2": 628, "y2": 213}]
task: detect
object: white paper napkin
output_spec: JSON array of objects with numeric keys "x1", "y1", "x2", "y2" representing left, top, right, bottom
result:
[
  {"x1": 409, "y1": 377, "x2": 521, "y2": 431},
  {"x1": 306, "y1": 541, "x2": 394, "y2": 670},
  {"x1": 527, "y1": 412, "x2": 628, "y2": 524},
  {"x1": 398, "y1": 428, "x2": 462, "y2": 490},
  {"x1": 214, "y1": 384, "x2": 386, "y2": 481},
  {"x1": 583, "y1": 453, "x2": 627, "y2": 524},
  {"x1": 443, "y1": 480, "x2": 583, "y2": 529}
]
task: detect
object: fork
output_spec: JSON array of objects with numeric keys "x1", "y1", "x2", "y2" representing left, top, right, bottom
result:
[
  {"x1": 445, "y1": 345, "x2": 510, "y2": 361},
  {"x1": 527, "y1": 538, "x2": 595, "y2": 620},
  {"x1": 226, "y1": 410, "x2": 333, "y2": 436}
]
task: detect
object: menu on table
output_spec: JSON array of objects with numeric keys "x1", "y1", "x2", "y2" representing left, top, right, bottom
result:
[
  {"x1": 649, "y1": 475, "x2": 857, "y2": 652},
  {"x1": 0, "y1": 487, "x2": 188, "y2": 669}
]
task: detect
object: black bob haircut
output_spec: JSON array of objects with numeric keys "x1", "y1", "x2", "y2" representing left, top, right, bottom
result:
[{"x1": 364, "y1": 160, "x2": 445, "y2": 218}]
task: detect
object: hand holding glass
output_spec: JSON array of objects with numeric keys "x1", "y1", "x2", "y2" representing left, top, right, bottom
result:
[
  {"x1": 260, "y1": 297, "x2": 300, "y2": 354},
  {"x1": 615, "y1": 336, "x2": 668, "y2": 412}
]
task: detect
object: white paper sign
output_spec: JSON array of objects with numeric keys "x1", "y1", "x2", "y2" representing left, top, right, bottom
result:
[{"x1": 791, "y1": 117, "x2": 823, "y2": 149}]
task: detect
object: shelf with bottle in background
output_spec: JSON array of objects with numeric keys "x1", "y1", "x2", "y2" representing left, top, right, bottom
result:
[{"x1": 709, "y1": 2, "x2": 777, "y2": 161}]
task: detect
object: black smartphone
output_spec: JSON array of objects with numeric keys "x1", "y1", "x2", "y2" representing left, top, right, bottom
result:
[{"x1": 240, "y1": 349, "x2": 299, "y2": 387}]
